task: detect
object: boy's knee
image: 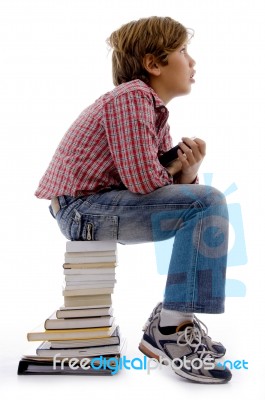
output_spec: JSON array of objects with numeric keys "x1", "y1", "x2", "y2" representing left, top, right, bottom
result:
[{"x1": 196, "y1": 185, "x2": 226, "y2": 207}]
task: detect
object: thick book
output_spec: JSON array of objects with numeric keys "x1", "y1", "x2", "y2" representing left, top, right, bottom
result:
[
  {"x1": 49, "y1": 326, "x2": 120, "y2": 348},
  {"x1": 63, "y1": 287, "x2": 113, "y2": 297},
  {"x1": 64, "y1": 294, "x2": 112, "y2": 307},
  {"x1": 17, "y1": 355, "x2": 118, "y2": 375},
  {"x1": 66, "y1": 241, "x2": 117, "y2": 253},
  {"x1": 27, "y1": 323, "x2": 117, "y2": 341},
  {"x1": 36, "y1": 340, "x2": 124, "y2": 357},
  {"x1": 17, "y1": 359, "x2": 113, "y2": 375},
  {"x1": 63, "y1": 263, "x2": 117, "y2": 269},
  {"x1": 44, "y1": 312, "x2": 114, "y2": 330}
]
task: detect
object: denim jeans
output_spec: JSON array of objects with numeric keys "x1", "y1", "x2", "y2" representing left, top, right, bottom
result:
[{"x1": 50, "y1": 184, "x2": 228, "y2": 314}]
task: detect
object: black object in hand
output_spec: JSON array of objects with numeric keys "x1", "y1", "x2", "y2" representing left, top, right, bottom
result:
[{"x1": 159, "y1": 145, "x2": 180, "y2": 167}]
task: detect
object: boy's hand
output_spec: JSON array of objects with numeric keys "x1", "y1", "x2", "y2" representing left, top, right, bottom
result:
[
  {"x1": 166, "y1": 158, "x2": 183, "y2": 177},
  {"x1": 177, "y1": 137, "x2": 206, "y2": 184}
]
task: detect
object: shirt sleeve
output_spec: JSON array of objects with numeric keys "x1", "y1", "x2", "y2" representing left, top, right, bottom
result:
[{"x1": 103, "y1": 91, "x2": 173, "y2": 194}]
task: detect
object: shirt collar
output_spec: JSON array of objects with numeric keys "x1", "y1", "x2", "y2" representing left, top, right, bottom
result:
[{"x1": 132, "y1": 79, "x2": 166, "y2": 110}]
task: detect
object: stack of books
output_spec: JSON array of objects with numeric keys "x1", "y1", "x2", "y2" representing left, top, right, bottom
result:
[{"x1": 18, "y1": 241, "x2": 124, "y2": 375}]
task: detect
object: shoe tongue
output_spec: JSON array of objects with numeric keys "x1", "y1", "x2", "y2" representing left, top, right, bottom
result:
[{"x1": 176, "y1": 320, "x2": 194, "y2": 332}]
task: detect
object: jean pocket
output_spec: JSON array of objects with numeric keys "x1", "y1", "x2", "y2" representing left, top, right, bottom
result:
[{"x1": 69, "y1": 209, "x2": 119, "y2": 241}]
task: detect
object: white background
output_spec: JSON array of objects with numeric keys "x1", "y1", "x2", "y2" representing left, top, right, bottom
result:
[{"x1": 0, "y1": 0, "x2": 264, "y2": 398}]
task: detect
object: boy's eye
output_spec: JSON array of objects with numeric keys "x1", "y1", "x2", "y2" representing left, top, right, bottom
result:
[{"x1": 180, "y1": 47, "x2": 187, "y2": 54}]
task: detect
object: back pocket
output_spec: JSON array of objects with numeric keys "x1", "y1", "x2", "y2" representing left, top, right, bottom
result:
[{"x1": 69, "y1": 209, "x2": 119, "y2": 241}]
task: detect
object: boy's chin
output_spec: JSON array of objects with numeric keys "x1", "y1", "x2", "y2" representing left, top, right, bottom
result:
[{"x1": 175, "y1": 87, "x2": 192, "y2": 97}]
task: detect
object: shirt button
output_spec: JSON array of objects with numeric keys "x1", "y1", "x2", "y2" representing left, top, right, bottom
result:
[{"x1": 160, "y1": 107, "x2": 166, "y2": 113}]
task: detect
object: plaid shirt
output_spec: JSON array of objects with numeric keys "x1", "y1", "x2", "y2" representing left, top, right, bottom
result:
[{"x1": 35, "y1": 80, "x2": 179, "y2": 199}]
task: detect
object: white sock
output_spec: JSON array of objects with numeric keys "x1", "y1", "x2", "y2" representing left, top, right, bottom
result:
[{"x1": 160, "y1": 308, "x2": 194, "y2": 327}]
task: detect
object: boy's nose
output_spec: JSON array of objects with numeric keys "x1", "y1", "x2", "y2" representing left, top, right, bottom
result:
[{"x1": 189, "y1": 56, "x2": 196, "y2": 67}]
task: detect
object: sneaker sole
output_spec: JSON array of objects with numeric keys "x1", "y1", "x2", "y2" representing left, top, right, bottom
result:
[{"x1": 139, "y1": 339, "x2": 231, "y2": 384}]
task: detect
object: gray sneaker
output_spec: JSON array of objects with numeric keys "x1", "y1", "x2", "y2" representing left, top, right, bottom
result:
[
  {"x1": 139, "y1": 314, "x2": 232, "y2": 384},
  {"x1": 142, "y1": 302, "x2": 226, "y2": 358}
]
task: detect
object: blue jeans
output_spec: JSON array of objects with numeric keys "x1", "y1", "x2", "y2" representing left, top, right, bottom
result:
[{"x1": 50, "y1": 184, "x2": 228, "y2": 313}]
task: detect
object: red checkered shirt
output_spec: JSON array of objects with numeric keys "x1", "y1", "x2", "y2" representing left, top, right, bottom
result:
[{"x1": 35, "y1": 80, "x2": 185, "y2": 199}]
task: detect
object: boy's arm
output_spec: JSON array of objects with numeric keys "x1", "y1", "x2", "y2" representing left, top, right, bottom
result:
[{"x1": 103, "y1": 91, "x2": 173, "y2": 194}]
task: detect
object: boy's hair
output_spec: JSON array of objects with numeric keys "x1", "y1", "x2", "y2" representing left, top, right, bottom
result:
[{"x1": 107, "y1": 16, "x2": 193, "y2": 86}]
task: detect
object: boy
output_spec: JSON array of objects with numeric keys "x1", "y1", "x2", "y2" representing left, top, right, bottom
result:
[{"x1": 35, "y1": 16, "x2": 231, "y2": 383}]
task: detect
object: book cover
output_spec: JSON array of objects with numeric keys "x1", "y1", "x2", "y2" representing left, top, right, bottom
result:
[
  {"x1": 44, "y1": 312, "x2": 114, "y2": 330},
  {"x1": 27, "y1": 323, "x2": 118, "y2": 341},
  {"x1": 49, "y1": 326, "x2": 121, "y2": 348},
  {"x1": 17, "y1": 355, "x2": 119, "y2": 375},
  {"x1": 66, "y1": 240, "x2": 117, "y2": 253},
  {"x1": 64, "y1": 294, "x2": 112, "y2": 308},
  {"x1": 36, "y1": 340, "x2": 124, "y2": 357},
  {"x1": 17, "y1": 359, "x2": 114, "y2": 375},
  {"x1": 56, "y1": 305, "x2": 113, "y2": 319},
  {"x1": 63, "y1": 287, "x2": 113, "y2": 296}
]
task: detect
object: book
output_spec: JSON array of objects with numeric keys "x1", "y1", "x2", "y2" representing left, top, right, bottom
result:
[
  {"x1": 64, "y1": 253, "x2": 116, "y2": 264},
  {"x1": 64, "y1": 270, "x2": 116, "y2": 278},
  {"x1": 64, "y1": 270, "x2": 116, "y2": 277},
  {"x1": 36, "y1": 340, "x2": 124, "y2": 357},
  {"x1": 63, "y1": 262, "x2": 116, "y2": 269},
  {"x1": 66, "y1": 251, "x2": 115, "y2": 257},
  {"x1": 49, "y1": 327, "x2": 120, "y2": 348},
  {"x1": 65, "y1": 274, "x2": 115, "y2": 281},
  {"x1": 66, "y1": 241, "x2": 117, "y2": 252},
  {"x1": 64, "y1": 283, "x2": 115, "y2": 290},
  {"x1": 63, "y1": 287, "x2": 113, "y2": 297},
  {"x1": 17, "y1": 356, "x2": 118, "y2": 375},
  {"x1": 17, "y1": 359, "x2": 114, "y2": 375},
  {"x1": 44, "y1": 312, "x2": 114, "y2": 330},
  {"x1": 27, "y1": 322, "x2": 117, "y2": 341},
  {"x1": 64, "y1": 279, "x2": 115, "y2": 286},
  {"x1": 64, "y1": 294, "x2": 112, "y2": 307},
  {"x1": 56, "y1": 306, "x2": 113, "y2": 319}
]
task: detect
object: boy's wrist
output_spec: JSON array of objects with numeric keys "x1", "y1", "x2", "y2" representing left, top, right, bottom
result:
[{"x1": 166, "y1": 159, "x2": 182, "y2": 176}]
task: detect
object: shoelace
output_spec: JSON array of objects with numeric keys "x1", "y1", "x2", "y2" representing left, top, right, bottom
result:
[
  {"x1": 177, "y1": 326, "x2": 214, "y2": 361},
  {"x1": 193, "y1": 315, "x2": 209, "y2": 338}
]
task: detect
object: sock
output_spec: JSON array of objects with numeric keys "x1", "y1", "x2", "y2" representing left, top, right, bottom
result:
[{"x1": 160, "y1": 308, "x2": 194, "y2": 328}]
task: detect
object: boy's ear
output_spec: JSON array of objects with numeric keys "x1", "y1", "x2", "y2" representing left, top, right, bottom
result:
[{"x1": 142, "y1": 54, "x2": 161, "y2": 77}]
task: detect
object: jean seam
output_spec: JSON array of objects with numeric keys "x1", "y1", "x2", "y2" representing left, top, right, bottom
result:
[{"x1": 190, "y1": 209, "x2": 203, "y2": 308}]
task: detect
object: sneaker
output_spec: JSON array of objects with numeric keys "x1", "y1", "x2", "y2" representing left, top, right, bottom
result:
[
  {"x1": 139, "y1": 314, "x2": 232, "y2": 384},
  {"x1": 143, "y1": 302, "x2": 226, "y2": 358}
]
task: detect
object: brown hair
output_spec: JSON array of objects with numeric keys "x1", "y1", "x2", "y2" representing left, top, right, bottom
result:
[{"x1": 107, "y1": 16, "x2": 193, "y2": 86}]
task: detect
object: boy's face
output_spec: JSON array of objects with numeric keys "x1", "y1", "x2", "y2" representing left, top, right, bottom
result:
[{"x1": 149, "y1": 44, "x2": 196, "y2": 104}]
